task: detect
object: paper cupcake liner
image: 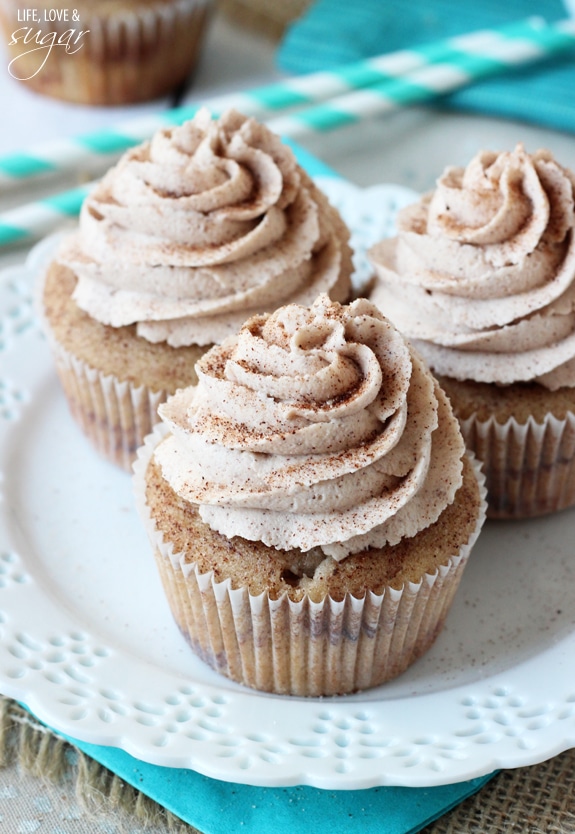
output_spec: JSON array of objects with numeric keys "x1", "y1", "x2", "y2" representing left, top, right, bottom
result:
[
  {"x1": 133, "y1": 425, "x2": 487, "y2": 697},
  {"x1": 50, "y1": 340, "x2": 167, "y2": 471},
  {"x1": 459, "y1": 410, "x2": 575, "y2": 519},
  {"x1": 36, "y1": 261, "x2": 180, "y2": 471},
  {"x1": 0, "y1": 0, "x2": 213, "y2": 105}
]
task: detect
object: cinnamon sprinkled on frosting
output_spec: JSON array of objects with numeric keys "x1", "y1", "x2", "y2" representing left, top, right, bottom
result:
[
  {"x1": 154, "y1": 295, "x2": 465, "y2": 559},
  {"x1": 57, "y1": 109, "x2": 351, "y2": 347},
  {"x1": 369, "y1": 144, "x2": 575, "y2": 390}
]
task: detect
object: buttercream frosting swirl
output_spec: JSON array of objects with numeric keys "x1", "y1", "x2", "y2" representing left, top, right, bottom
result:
[
  {"x1": 58, "y1": 109, "x2": 351, "y2": 347},
  {"x1": 369, "y1": 144, "x2": 575, "y2": 389},
  {"x1": 154, "y1": 295, "x2": 465, "y2": 560}
]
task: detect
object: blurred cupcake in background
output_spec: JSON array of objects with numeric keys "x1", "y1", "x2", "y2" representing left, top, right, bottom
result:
[{"x1": 0, "y1": 0, "x2": 213, "y2": 105}]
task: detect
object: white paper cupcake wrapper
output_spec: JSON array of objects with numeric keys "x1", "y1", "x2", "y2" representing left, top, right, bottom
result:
[
  {"x1": 36, "y1": 265, "x2": 167, "y2": 471},
  {"x1": 460, "y1": 410, "x2": 575, "y2": 519},
  {"x1": 133, "y1": 425, "x2": 487, "y2": 697},
  {"x1": 51, "y1": 341, "x2": 166, "y2": 471},
  {"x1": 85, "y1": 0, "x2": 212, "y2": 62}
]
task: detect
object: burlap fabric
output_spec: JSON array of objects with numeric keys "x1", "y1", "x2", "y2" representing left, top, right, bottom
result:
[
  {"x1": 1, "y1": 695, "x2": 574, "y2": 832},
  {"x1": 422, "y1": 752, "x2": 575, "y2": 833}
]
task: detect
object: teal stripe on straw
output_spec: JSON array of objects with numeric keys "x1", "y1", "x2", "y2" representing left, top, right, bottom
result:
[
  {"x1": 78, "y1": 131, "x2": 139, "y2": 155},
  {"x1": 413, "y1": 46, "x2": 507, "y2": 73},
  {"x1": 529, "y1": 24, "x2": 575, "y2": 51},
  {"x1": 449, "y1": 52, "x2": 509, "y2": 75},
  {"x1": 0, "y1": 153, "x2": 55, "y2": 178},
  {"x1": 162, "y1": 105, "x2": 202, "y2": 125},
  {"x1": 415, "y1": 41, "x2": 470, "y2": 63},
  {"x1": 43, "y1": 186, "x2": 91, "y2": 216},
  {"x1": 0, "y1": 224, "x2": 29, "y2": 246},
  {"x1": 250, "y1": 86, "x2": 311, "y2": 111},
  {"x1": 293, "y1": 104, "x2": 359, "y2": 132},
  {"x1": 370, "y1": 77, "x2": 429, "y2": 105},
  {"x1": 337, "y1": 65, "x2": 396, "y2": 90}
]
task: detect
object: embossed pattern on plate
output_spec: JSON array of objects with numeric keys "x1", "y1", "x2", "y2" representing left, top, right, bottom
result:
[{"x1": 1, "y1": 180, "x2": 575, "y2": 789}]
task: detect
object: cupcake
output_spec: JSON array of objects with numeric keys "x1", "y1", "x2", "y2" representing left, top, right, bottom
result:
[
  {"x1": 369, "y1": 144, "x2": 575, "y2": 519},
  {"x1": 0, "y1": 0, "x2": 213, "y2": 105},
  {"x1": 39, "y1": 109, "x2": 353, "y2": 470},
  {"x1": 133, "y1": 294, "x2": 486, "y2": 696}
]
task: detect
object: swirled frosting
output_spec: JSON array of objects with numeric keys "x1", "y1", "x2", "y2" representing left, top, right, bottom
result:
[
  {"x1": 369, "y1": 145, "x2": 575, "y2": 389},
  {"x1": 153, "y1": 294, "x2": 465, "y2": 560},
  {"x1": 57, "y1": 109, "x2": 352, "y2": 347}
]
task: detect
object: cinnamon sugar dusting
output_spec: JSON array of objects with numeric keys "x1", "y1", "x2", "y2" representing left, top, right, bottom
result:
[
  {"x1": 154, "y1": 295, "x2": 465, "y2": 559},
  {"x1": 55, "y1": 109, "x2": 352, "y2": 348},
  {"x1": 369, "y1": 144, "x2": 575, "y2": 389}
]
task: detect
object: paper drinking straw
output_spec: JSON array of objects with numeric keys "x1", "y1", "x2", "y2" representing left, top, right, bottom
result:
[
  {"x1": 265, "y1": 17, "x2": 575, "y2": 138},
  {"x1": 0, "y1": 184, "x2": 91, "y2": 247},
  {"x1": 0, "y1": 15, "x2": 560, "y2": 189},
  {"x1": 1, "y1": 18, "x2": 574, "y2": 248}
]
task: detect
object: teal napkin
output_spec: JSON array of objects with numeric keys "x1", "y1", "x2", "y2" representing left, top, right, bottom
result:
[
  {"x1": 62, "y1": 730, "x2": 494, "y2": 834},
  {"x1": 277, "y1": 0, "x2": 575, "y2": 133}
]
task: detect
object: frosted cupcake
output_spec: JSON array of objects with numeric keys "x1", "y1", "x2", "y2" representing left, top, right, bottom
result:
[
  {"x1": 133, "y1": 294, "x2": 486, "y2": 696},
  {"x1": 0, "y1": 0, "x2": 213, "y2": 105},
  {"x1": 369, "y1": 144, "x2": 575, "y2": 519},
  {"x1": 39, "y1": 109, "x2": 353, "y2": 469}
]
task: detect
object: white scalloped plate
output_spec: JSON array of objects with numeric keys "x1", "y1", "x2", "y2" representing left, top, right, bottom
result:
[{"x1": 1, "y1": 180, "x2": 575, "y2": 790}]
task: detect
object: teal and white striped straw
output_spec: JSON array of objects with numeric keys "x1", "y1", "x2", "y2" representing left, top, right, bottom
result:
[
  {"x1": 0, "y1": 185, "x2": 91, "y2": 247},
  {"x1": 268, "y1": 18, "x2": 575, "y2": 137},
  {"x1": 0, "y1": 15, "x2": 565, "y2": 189},
  {"x1": 1, "y1": 17, "x2": 574, "y2": 248}
]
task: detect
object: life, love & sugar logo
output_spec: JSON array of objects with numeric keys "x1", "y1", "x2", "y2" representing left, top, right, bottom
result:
[{"x1": 6, "y1": 7, "x2": 90, "y2": 80}]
